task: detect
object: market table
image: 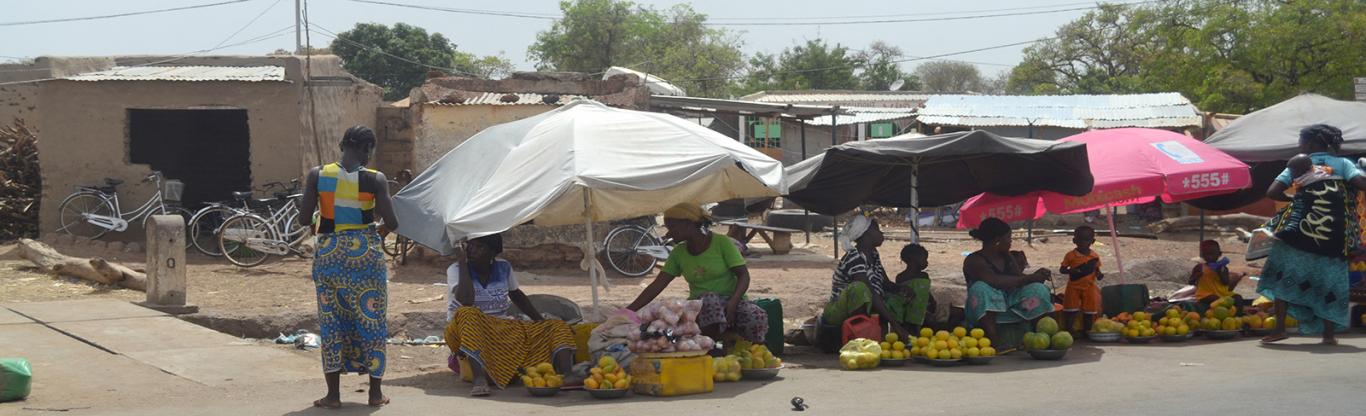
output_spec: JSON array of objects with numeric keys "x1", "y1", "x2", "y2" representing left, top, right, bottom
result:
[{"x1": 720, "y1": 220, "x2": 799, "y2": 255}]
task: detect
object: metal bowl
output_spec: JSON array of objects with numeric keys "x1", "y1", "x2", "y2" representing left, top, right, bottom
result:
[
  {"x1": 1245, "y1": 327, "x2": 1272, "y2": 337},
  {"x1": 587, "y1": 388, "x2": 630, "y2": 399},
  {"x1": 1205, "y1": 330, "x2": 1241, "y2": 340},
  {"x1": 880, "y1": 358, "x2": 909, "y2": 367},
  {"x1": 912, "y1": 356, "x2": 931, "y2": 364},
  {"x1": 1160, "y1": 334, "x2": 1189, "y2": 343},
  {"x1": 1125, "y1": 336, "x2": 1156, "y2": 344},
  {"x1": 1088, "y1": 332, "x2": 1122, "y2": 342},
  {"x1": 1026, "y1": 349, "x2": 1068, "y2": 360},
  {"x1": 741, "y1": 365, "x2": 782, "y2": 380},
  {"x1": 963, "y1": 356, "x2": 994, "y2": 365},
  {"x1": 526, "y1": 387, "x2": 560, "y2": 397},
  {"x1": 927, "y1": 358, "x2": 962, "y2": 367}
]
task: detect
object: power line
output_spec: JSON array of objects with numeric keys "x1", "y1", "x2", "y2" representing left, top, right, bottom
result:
[
  {"x1": 344, "y1": 0, "x2": 556, "y2": 19},
  {"x1": 705, "y1": 3, "x2": 1155, "y2": 26},
  {"x1": 706, "y1": 1, "x2": 1113, "y2": 20},
  {"x1": 0, "y1": 0, "x2": 256, "y2": 27},
  {"x1": 213, "y1": 0, "x2": 285, "y2": 49}
]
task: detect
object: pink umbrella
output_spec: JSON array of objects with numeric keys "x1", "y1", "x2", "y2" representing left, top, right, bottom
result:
[{"x1": 958, "y1": 128, "x2": 1252, "y2": 275}]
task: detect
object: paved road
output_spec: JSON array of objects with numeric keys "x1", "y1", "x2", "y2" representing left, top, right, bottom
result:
[{"x1": 3, "y1": 300, "x2": 1364, "y2": 415}]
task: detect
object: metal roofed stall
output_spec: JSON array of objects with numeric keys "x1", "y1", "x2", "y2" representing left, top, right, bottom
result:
[
  {"x1": 62, "y1": 66, "x2": 287, "y2": 82},
  {"x1": 918, "y1": 93, "x2": 1201, "y2": 137},
  {"x1": 783, "y1": 130, "x2": 1093, "y2": 244}
]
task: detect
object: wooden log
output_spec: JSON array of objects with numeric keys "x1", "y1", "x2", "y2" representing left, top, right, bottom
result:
[{"x1": 16, "y1": 238, "x2": 146, "y2": 291}]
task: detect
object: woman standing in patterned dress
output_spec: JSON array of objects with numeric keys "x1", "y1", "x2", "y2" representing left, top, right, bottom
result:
[{"x1": 298, "y1": 125, "x2": 399, "y2": 408}]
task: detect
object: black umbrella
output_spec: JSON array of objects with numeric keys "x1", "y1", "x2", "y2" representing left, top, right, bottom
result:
[{"x1": 784, "y1": 130, "x2": 1094, "y2": 240}]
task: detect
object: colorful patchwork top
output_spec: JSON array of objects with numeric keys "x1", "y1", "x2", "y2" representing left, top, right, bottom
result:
[{"x1": 317, "y1": 162, "x2": 379, "y2": 234}]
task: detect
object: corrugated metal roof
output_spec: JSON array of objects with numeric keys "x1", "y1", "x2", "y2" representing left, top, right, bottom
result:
[
  {"x1": 918, "y1": 93, "x2": 1201, "y2": 129},
  {"x1": 64, "y1": 65, "x2": 286, "y2": 82},
  {"x1": 425, "y1": 92, "x2": 587, "y2": 106},
  {"x1": 741, "y1": 90, "x2": 931, "y2": 106},
  {"x1": 805, "y1": 107, "x2": 916, "y2": 126}
]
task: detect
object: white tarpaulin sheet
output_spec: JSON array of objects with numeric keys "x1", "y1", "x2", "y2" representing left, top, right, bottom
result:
[{"x1": 392, "y1": 100, "x2": 785, "y2": 255}]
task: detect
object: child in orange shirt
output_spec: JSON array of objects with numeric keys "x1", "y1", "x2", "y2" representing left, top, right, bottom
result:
[
  {"x1": 1189, "y1": 240, "x2": 1243, "y2": 305},
  {"x1": 1060, "y1": 226, "x2": 1103, "y2": 333}
]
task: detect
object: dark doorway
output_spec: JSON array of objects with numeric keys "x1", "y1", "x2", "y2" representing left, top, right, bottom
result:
[{"x1": 128, "y1": 109, "x2": 251, "y2": 208}]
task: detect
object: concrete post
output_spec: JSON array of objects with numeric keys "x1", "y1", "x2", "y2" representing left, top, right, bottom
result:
[{"x1": 141, "y1": 215, "x2": 198, "y2": 314}]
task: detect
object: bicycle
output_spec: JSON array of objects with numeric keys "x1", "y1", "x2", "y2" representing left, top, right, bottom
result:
[
  {"x1": 216, "y1": 190, "x2": 315, "y2": 268},
  {"x1": 602, "y1": 217, "x2": 672, "y2": 277},
  {"x1": 187, "y1": 180, "x2": 299, "y2": 257},
  {"x1": 57, "y1": 171, "x2": 192, "y2": 240},
  {"x1": 380, "y1": 174, "x2": 415, "y2": 265}
]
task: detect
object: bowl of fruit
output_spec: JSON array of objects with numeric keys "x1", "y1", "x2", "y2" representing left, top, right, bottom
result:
[
  {"x1": 583, "y1": 357, "x2": 632, "y2": 399},
  {"x1": 913, "y1": 327, "x2": 984, "y2": 367},
  {"x1": 878, "y1": 333, "x2": 914, "y2": 367},
  {"x1": 1205, "y1": 329, "x2": 1240, "y2": 340},
  {"x1": 734, "y1": 344, "x2": 784, "y2": 380},
  {"x1": 1088, "y1": 317, "x2": 1124, "y2": 342},
  {"x1": 520, "y1": 362, "x2": 563, "y2": 397},
  {"x1": 1026, "y1": 349, "x2": 1068, "y2": 360},
  {"x1": 1023, "y1": 318, "x2": 1073, "y2": 360}
]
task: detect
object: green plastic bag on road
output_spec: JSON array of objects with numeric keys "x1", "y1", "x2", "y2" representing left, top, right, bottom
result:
[{"x1": 1, "y1": 358, "x2": 32, "y2": 402}]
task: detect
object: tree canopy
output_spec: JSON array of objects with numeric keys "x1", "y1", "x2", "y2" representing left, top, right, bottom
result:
[
  {"x1": 914, "y1": 61, "x2": 984, "y2": 93},
  {"x1": 527, "y1": 0, "x2": 745, "y2": 98},
  {"x1": 331, "y1": 22, "x2": 511, "y2": 101},
  {"x1": 1007, "y1": 0, "x2": 1366, "y2": 113}
]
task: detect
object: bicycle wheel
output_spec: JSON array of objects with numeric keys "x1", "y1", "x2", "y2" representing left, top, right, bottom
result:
[
  {"x1": 189, "y1": 206, "x2": 236, "y2": 257},
  {"x1": 396, "y1": 235, "x2": 413, "y2": 265},
  {"x1": 604, "y1": 225, "x2": 662, "y2": 277},
  {"x1": 58, "y1": 192, "x2": 115, "y2": 239},
  {"x1": 218, "y1": 214, "x2": 274, "y2": 267}
]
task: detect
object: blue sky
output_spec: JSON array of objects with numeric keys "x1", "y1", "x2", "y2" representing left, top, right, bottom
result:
[{"x1": 1, "y1": 0, "x2": 1105, "y2": 77}]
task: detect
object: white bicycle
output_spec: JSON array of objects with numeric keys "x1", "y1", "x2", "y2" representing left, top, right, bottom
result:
[
  {"x1": 57, "y1": 171, "x2": 191, "y2": 240},
  {"x1": 216, "y1": 191, "x2": 315, "y2": 268}
]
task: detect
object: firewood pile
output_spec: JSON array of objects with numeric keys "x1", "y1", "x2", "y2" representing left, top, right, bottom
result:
[{"x1": 1, "y1": 120, "x2": 39, "y2": 242}]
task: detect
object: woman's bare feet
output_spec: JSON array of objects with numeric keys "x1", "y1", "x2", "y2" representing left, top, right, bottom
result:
[
  {"x1": 1321, "y1": 336, "x2": 1338, "y2": 346},
  {"x1": 470, "y1": 383, "x2": 491, "y2": 397},
  {"x1": 367, "y1": 396, "x2": 390, "y2": 407},
  {"x1": 1261, "y1": 332, "x2": 1290, "y2": 344}
]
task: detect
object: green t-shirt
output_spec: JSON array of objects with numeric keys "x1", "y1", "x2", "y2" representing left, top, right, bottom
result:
[{"x1": 661, "y1": 233, "x2": 746, "y2": 299}]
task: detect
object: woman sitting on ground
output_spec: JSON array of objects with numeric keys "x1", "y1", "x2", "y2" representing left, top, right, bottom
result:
[
  {"x1": 962, "y1": 217, "x2": 1054, "y2": 345},
  {"x1": 820, "y1": 215, "x2": 911, "y2": 340},
  {"x1": 443, "y1": 234, "x2": 575, "y2": 397},
  {"x1": 626, "y1": 203, "x2": 768, "y2": 346}
]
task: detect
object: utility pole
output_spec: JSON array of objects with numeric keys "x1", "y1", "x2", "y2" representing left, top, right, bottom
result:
[{"x1": 294, "y1": 0, "x2": 303, "y2": 54}]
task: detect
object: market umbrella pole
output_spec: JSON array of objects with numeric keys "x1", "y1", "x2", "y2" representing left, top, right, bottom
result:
[
  {"x1": 582, "y1": 190, "x2": 608, "y2": 319},
  {"x1": 910, "y1": 162, "x2": 920, "y2": 244},
  {"x1": 1107, "y1": 205, "x2": 1125, "y2": 281}
]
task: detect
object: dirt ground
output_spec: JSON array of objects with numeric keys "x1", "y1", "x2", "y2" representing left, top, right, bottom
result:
[{"x1": 0, "y1": 219, "x2": 1261, "y2": 376}]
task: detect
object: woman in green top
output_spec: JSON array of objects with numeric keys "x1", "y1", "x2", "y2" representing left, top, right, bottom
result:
[{"x1": 626, "y1": 203, "x2": 769, "y2": 344}]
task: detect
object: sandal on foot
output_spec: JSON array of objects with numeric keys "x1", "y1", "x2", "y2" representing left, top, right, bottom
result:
[
  {"x1": 368, "y1": 396, "x2": 390, "y2": 407},
  {"x1": 471, "y1": 385, "x2": 491, "y2": 397},
  {"x1": 313, "y1": 399, "x2": 342, "y2": 409},
  {"x1": 1261, "y1": 334, "x2": 1289, "y2": 344}
]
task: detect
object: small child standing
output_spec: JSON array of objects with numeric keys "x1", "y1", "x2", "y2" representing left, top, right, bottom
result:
[
  {"x1": 887, "y1": 244, "x2": 934, "y2": 333},
  {"x1": 1060, "y1": 226, "x2": 1103, "y2": 333}
]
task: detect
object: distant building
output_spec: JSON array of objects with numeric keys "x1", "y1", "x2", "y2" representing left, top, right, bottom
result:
[
  {"x1": 917, "y1": 93, "x2": 1203, "y2": 140},
  {"x1": 33, "y1": 55, "x2": 381, "y2": 239},
  {"x1": 738, "y1": 90, "x2": 928, "y2": 165}
]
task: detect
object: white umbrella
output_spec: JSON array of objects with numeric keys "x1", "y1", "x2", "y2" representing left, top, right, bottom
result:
[{"x1": 393, "y1": 100, "x2": 786, "y2": 314}]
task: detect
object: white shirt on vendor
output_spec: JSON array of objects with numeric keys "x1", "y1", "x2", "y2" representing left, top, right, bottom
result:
[{"x1": 446, "y1": 259, "x2": 519, "y2": 321}]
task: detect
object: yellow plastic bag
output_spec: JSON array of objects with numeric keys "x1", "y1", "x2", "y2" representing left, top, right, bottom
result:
[{"x1": 837, "y1": 338, "x2": 881, "y2": 370}]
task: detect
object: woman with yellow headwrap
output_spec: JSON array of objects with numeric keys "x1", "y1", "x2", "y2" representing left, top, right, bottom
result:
[{"x1": 625, "y1": 204, "x2": 768, "y2": 345}]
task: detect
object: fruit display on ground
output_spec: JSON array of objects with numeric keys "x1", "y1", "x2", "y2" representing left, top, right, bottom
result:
[
  {"x1": 1124, "y1": 311, "x2": 1157, "y2": 339},
  {"x1": 730, "y1": 342, "x2": 781, "y2": 371},
  {"x1": 909, "y1": 326, "x2": 996, "y2": 361},
  {"x1": 880, "y1": 332, "x2": 911, "y2": 360},
  {"x1": 584, "y1": 356, "x2": 631, "y2": 391},
  {"x1": 521, "y1": 362, "x2": 563, "y2": 389},
  {"x1": 1024, "y1": 316, "x2": 1072, "y2": 351},
  {"x1": 1156, "y1": 307, "x2": 1195, "y2": 337},
  {"x1": 712, "y1": 356, "x2": 741, "y2": 383},
  {"x1": 1201, "y1": 297, "x2": 1243, "y2": 332},
  {"x1": 1090, "y1": 316, "x2": 1124, "y2": 334},
  {"x1": 839, "y1": 338, "x2": 882, "y2": 370}
]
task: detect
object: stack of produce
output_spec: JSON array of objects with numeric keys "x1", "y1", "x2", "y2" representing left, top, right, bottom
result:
[
  {"x1": 962, "y1": 327, "x2": 995, "y2": 358},
  {"x1": 1023, "y1": 317, "x2": 1073, "y2": 350},
  {"x1": 879, "y1": 333, "x2": 910, "y2": 360},
  {"x1": 1199, "y1": 297, "x2": 1242, "y2": 331},
  {"x1": 584, "y1": 356, "x2": 631, "y2": 390},
  {"x1": 1124, "y1": 311, "x2": 1157, "y2": 339},
  {"x1": 838, "y1": 338, "x2": 881, "y2": 370},
  {"x1": 1156, "y1": 307, "x2": 1195, "y2": 337},
  {"x1": 712, "y1": 356, "x2": 741, "y2": 382},
  {"x1": 1241, "y1": 311, "x2": 1271, "y2": 331},
  {"x1": 626, "y1": 299, "x2": 716, "y2": 354},
  {"x1": 729, "y1": 341, "x2": 781, "y2": 370},
  {"x1": 520, "y1": 362, "x2": 564, "y2": 389},
  {"x1": 1090, "y1": 317, "x2": 1124, "y2": 334}
]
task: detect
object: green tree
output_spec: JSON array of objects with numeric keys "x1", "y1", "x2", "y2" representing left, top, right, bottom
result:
[
  {"x1": 452, "y1": 51, "x2": 515, "y2": 79},
  {"x1": 739, "y1": 39, "x2": 862, "y2": 93},
  {"x1": 856, "y1": 41, "x2": 919, "y2": 91},
  {"x1": 914, "y1": 61, "x2": 985, "y2": 92},
  {"x1": 1009, "y1": 0, "x2": 1366, "y2": 113},
  {"x1": 528, "y1": 0, "x2": 745, "y2": 98},
  {"x1": 330, "y1": 23, "x2": 458, "y2": 100}
]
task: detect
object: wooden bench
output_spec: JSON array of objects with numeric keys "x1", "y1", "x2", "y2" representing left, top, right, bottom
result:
[{"x1": 720, "y1": 220, "x2": 801, "y2": 255}]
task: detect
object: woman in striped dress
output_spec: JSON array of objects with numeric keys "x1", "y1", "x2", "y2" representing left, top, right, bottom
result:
[{"x1": 298, "y1": 125, "x2": 399, "y2": 409}]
